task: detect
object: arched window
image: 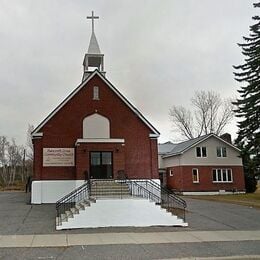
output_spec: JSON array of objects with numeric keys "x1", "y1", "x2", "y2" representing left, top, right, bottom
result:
[{"x1": 83, "y1": 113, "x2": 110, "y2": 138}]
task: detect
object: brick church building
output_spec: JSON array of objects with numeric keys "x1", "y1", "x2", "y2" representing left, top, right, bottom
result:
[{"x1": 31, "y1": 12, "x2": 160, "y2": 203}]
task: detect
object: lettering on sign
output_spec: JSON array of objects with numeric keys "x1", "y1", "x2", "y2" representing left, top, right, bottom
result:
[{"x1": 43, "y1": 148, "x2": 75, "y2": 167}]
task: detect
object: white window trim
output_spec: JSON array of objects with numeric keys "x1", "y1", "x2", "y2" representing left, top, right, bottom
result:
[
  {"x1": 212, "y1": 168, "x2": 233, "y2": 183},
  {"x1": 76, "y1": 138, "x2": 125, "y2": 145},
  {"x1": 216, "y1": 147, "x2": 227, "y2": 158},
  {"x1": 169, "y1": 169, "x2": 173, "y2": 177},
  {"x1": 195, "y1": 146, "x2": 207, "y2": 158},
  {"x1": 192, "y1": 168, "x2": 199, "y2": 183}
]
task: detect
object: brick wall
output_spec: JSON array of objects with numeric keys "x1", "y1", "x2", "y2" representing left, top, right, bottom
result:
[
  {"x1": 33, "y1": 74, "x2": 158, "y2": 180},
  {"x1": 166, "y1": 165, "x2": 245, "y2": 192},
  {"x1": 75, "y1": 142, "x2": 125, "y2": 180}
]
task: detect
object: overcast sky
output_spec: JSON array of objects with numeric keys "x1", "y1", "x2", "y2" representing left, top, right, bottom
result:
[{"x1": 0, "y1": 0, "x2": 256, "y2": 146}]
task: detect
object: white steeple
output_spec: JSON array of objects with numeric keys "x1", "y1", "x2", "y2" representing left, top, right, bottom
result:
[
  {"x1": 88, "y1": 33, "x2": 101, "y2": 54},
  {"x1": 82, "y1": 11, "x2": 105, "y2": 82}
]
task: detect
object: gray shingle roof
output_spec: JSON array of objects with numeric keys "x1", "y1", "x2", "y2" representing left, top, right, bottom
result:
[
  {"x1": 160, "y1": 134, "x2": 211, "y2": 157},
  {"x1": 169, "y1": 134, "x2": 211, "y2": 155},
  {"x1": 158, "y1": 141, "x2": 177, "y2": 154}
]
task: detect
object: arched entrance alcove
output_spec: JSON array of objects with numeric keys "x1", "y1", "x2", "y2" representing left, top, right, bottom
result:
[{"x1": 82, "y1": 113, "x2": 110, "y2": 138}]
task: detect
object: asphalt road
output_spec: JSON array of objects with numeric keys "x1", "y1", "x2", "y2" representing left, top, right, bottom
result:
[{"x1": 0, "y1": 192, "x2": 260, "y2": 259}]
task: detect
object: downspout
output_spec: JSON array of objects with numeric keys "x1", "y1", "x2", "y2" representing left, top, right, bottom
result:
[
  {"x1": 150, "y1": 138, "x2": 153, "y2": 179},
  {"x1": 179, "y1": 155, "x2": 183, "y2": 192}
]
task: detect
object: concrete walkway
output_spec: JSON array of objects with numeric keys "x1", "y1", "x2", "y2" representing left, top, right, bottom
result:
[{"x1": 1, "y1": 230, "x2": 260, "y2": 248}]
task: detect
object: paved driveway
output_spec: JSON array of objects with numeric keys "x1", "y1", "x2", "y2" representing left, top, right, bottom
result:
[
  {"x1": 0, "y1": 192, "x2": 259, "y2": 235},
  {"x1": 185, "y1": 197, "x2": 260, "y2": 231}
]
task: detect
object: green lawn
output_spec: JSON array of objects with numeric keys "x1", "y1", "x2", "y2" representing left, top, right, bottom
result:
[{"x1": 188, "y1": 185, "x2": 260, "y2": 209}]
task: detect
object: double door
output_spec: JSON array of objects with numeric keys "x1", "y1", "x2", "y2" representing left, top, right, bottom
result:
[{"x1": 90, "y1": 152, "x2": 113, "y2": 179}]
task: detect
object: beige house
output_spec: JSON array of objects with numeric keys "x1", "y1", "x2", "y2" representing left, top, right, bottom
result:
[{"x1": 159, "y1": 134, "x2": 245, "y2": 195}]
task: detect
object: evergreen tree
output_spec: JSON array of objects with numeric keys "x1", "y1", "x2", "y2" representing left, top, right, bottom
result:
[{"x1": 233, "y1": 2, "x2": 260, "y2": 179}]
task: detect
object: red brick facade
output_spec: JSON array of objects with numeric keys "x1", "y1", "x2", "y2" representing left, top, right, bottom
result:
[
  {"x1": 75, "y1": 142, "x2": 126, "y2": 180},
  {"x1": 166, "y1": 165, "x2": 245, "y2": 192},
  {"x1": 33, "y1": 73, "x2": 159, "y2": 181}
]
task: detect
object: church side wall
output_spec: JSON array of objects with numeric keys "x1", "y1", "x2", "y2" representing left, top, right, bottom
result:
[
  {"x1": 33, "y1": 139, "x2": 43, "y2": 180},
  {"x1": 150, "y1": 139, "x2": 159, "y2": 179}
]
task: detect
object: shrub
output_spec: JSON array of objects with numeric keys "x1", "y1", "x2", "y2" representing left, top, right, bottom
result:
[{"x1": 244, "y1": 174, "x2": 257, "y2": 193}]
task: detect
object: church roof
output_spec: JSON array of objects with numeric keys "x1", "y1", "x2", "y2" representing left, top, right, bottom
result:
[
  {"x1": 32, "y1": 70, "x2": 160, "y2": 137},
  {"x1": 87, "y1": 32, "x2": 101, "y2": 54}
]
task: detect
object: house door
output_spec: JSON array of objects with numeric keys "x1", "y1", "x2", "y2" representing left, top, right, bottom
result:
[{"x1": 90, "y1": 152, "x2": 113, "y2": 179}]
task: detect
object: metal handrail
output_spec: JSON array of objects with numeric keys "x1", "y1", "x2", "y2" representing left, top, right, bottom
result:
[
  {"x1": 126, "y1": 180, "x2": 186, "y2": 221},
  {"x1": 56, "y1": 180, "x2": 91, "y2": 224},
  {"x1": 127, "y1": 180, "x2": 161, "y2": 203},
  {"x1": 135, "y1": 179, "x2": 187, "y2": 208}
]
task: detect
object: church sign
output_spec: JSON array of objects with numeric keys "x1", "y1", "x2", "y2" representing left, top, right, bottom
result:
[{"x1": 43, "y1": 148, "x2": 75, "y2": 167}]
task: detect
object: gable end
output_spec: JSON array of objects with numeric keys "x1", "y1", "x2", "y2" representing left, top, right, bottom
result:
[{"x1": 32, "y1": 70, "x2": 160, "y2": 137}]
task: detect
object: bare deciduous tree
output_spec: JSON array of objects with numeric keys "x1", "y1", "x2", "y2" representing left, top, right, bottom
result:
[
  {"x1": 0, "y1": 132, "x2": 33, "y2": 189},
  {"x1": 26, "y1": 124, "x2": 34, "y2": 161},
  {"x1": 7, "y1": 139, "x2": 23, "y2": 186},
  {"x1": 169, "y1": 90, "x2": 234, "y2": 140},
  {"x1": 0, "y1": 136, "x2": 9, "y2": 186}
]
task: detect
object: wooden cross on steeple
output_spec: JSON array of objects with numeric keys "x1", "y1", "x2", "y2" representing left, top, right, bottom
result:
[{"x1": 87, "y1": 11, "x2": 99, "y2": 33}]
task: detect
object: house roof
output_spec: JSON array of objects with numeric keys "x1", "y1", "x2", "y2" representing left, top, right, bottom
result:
[
  {"x1": 32, "y1": 70, "x2": 160, "y2": 137},
  {"x1": 161, "y1": 133, "x2": 240, "y2": 158},
  {"x1": 158, "y1": 141, "x2": 177, "y2": 154},
  {"x1": 169, "y1": 135, "x2": 210, "y2": 155}
]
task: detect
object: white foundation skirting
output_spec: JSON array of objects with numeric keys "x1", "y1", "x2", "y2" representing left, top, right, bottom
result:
[
  {"x1": 31, "y1": 180, "x2": 85, "y2": 204},
  {"x1": 31, "y1": 179, "x2": 160, "y2": 204}
]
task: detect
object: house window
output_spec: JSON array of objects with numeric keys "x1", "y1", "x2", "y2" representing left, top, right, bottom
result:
[
  {"x1": 192, "y1": 168, "x2": 199, "y2": 183},
  {"x1": 217, "y1": 147, "x2": 227, "y2": 157},
  {"x1": 227, "y1": 169, "x2": 232, "y2": 182},
  {"x1": 212, "y1": 169, "x2": 233, "y2": 183},
  {"x1": 93, "y1": 86, "x2": 99, "y2": 100},
  {"x1": 196, "y1": 147, "x2": 207, "y2": 157},
  {"x1": 169, "y1": 169, "x2": 173, "y2": 177}
]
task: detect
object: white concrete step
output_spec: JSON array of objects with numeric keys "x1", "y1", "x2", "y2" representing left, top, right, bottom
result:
[
  {"x1": 92, "y1": 195, "x2": 132, "y2": 199},
  {"x1": 57, "y1": 199, "x2": 188, "y2": 230},
  {"x1": 57, "y1": 199, "x2": 93, "y2": 226},
  {"x1": 89, "y1": 197, "x2": 96, "y2": 203},
  {"x1": 71, "y1": 207, "x2": 79, "y2": 214},
  {"x1": 91, "y1": 185, "x2": 129, "y2": 189},
  {"x1": 65, "y1": 210, "x2": 73, "y2": 219}
]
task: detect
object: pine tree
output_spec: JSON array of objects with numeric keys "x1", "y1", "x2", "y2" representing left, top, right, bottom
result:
[{"x1": 233, "y1": 2, "x2": 260, "y2": 178}]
